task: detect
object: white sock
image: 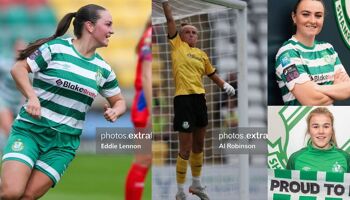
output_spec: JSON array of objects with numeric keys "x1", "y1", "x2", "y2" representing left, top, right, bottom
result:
[
  {"x1": 192, "y1": 176, "x2": 201, "y2": 187},
  {"x1": 177, "y1": 183, "x2": 185, "y2": 193}
]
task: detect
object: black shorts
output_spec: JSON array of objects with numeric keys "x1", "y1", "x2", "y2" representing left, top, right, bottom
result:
[{"x1": 173, "y1": 94, "x2": 208, "y2": 133}]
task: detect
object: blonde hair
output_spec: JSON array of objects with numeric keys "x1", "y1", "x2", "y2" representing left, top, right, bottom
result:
[{"x1": 306, "y1": 107, "x2": 337, "y2": 147}]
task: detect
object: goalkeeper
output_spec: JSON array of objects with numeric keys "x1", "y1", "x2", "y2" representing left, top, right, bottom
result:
[{"x1": 161, "y1": 1, "x2": 235, "y2": 199}]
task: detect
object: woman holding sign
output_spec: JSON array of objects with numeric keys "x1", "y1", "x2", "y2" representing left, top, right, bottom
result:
[
  {"x1": 287, "y1": 107, "x2": 350, "y2": 173},
  {"x1": 275, "y1": 0, "x2": 350, "y2": 105}
]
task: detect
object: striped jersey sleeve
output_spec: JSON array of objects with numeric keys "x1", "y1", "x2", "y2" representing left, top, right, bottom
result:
[{"x1": 27, "y1": 43, "x2": 52, "y2": 73}]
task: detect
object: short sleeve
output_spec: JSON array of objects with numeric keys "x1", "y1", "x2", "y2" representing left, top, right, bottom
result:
[
  {"x1": 168, "y1": 32, "x2": 183, "y2": 50},
  {"x1": 275, "y1": 50, "x2": 311, "y2": 91},
  {"x1": 26, "y1": 43, "x2": 52, "y2": 73},
  {"x1": 203, "y1": 52, "x2": 216, "y2": 76},
  {"x1": 99, "y1": 70, "x2": 121, "y2": 98}
]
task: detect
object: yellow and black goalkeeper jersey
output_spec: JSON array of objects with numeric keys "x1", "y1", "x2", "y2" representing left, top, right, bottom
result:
[{"x1": 169, "y1": 33, "x2": 216, "y2": 96}]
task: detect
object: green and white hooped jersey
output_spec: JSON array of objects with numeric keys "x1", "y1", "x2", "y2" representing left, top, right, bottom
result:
[
  {"x1": 275, "y1": 36, "x2": 345, "y2": 105},
  {"x1": 15, "y1": 37, "x2": 120, "y2": 135},
  {"x1": 286, "y1": 143, "x2": 350, "y2": 173}
]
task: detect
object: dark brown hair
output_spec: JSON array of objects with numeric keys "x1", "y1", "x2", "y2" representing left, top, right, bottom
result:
[
  {"x1": 293, "y1": 0, "x2": 325, "y2": 15},
  {"x1": 18, "y1": 4, "x2": 106, "y2": 60}
]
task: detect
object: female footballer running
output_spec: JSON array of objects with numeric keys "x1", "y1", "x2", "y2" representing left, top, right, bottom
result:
[
  {"x1": 161, "y1": 0, "x2": 235, "y2": 199},
  {"x1": 0, "y1": 4, "x2": 126, "y2": 200}
]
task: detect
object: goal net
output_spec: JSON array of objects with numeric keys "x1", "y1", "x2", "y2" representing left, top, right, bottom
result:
[{"x1": 152, "y1": 0, "x2": 249, "y2": 199}]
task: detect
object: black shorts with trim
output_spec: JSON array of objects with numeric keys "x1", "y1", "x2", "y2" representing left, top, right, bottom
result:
[{"x1": 173, "y1": 94, "x2": 208, "y2": 133}]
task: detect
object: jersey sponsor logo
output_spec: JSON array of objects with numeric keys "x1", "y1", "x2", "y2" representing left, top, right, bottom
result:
[
  {"x1": 283, "y1": 64, "x2": 300, "y2": 82},
  {"x1": 310, "y1": 74, "x2": 331, "y2": 83},
  {"x1": 187, "y1": 53, "x2": 201, "y2": 62},
  {"x1": 56, "y1": 79, "x2": 97, "y2": 98},
  {"x1": 333, "y1": 0, "x2": 350, "y2": 50},
  {"x1": 12, "y1": 139, "x2": 24, "y2": 152},
  {"x1": 182, "y1": 121, "x2": 190, "y2": 129}
]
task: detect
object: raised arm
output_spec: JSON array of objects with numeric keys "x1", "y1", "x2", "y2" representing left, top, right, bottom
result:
[
  {"x1": 11, "y1": 60, "x2": 41, "y2": 118},
  {"x1": 161, "y1": 0, "x2": 177, "y2": 38}
]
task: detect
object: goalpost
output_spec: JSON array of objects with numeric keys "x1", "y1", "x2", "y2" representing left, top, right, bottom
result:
[{"x1": 152, "y1": 0, "x2": 248, "y2": 199}]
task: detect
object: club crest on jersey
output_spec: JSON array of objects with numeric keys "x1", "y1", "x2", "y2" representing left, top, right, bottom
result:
[
  {"x1": 332, "y1": 162, "x2": 344, "y2": 173},
  {"x1": 182, "y1": 121, "x2": 190, "y2": 129},
  {"x1": 12, "y1": 139, "x2": 24, "y2": 152},
  {"x1": 321, "y1": 52, "x2": 336, "y2": 64},
  {"x1": 333, "y1": 0, "x2": 350, "y2": 50},
  {"x1": 95, "y1": 68, "x2": 103, "y2": 88}
]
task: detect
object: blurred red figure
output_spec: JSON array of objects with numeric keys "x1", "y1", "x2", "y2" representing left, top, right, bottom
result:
[{"x1": 125, "y1": 18, "x2": 152, "y2": 200}]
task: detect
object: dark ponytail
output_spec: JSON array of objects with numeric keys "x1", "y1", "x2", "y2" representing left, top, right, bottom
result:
[
  {"x1": 17, "y1": 4, "x2": 106, "y2": 61},
  {"x1": 17, "y1": 12, "x2": 76, "y2": 60}
]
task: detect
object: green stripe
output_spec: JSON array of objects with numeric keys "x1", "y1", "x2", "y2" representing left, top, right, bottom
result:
[
  {"x1": 18, "y1": 108, "x2": 82, "y2": 135},
  {"x1": 273, "y1": 194, "x2": 290, "y2": 200},
  {"x1": 103, "y1": 79, "x2": 118, "y2": 90},
  {"x1": 51, "y1": 53, "x2": 110, "y2": 78},
  {"x1": 299, "y1": 196, "x2": 316, "y2": 200},
  {"x1": 287, "y1": 39, "x2": 329, "y2": 50},
  {"x1": 326, "y1": 172, "x2": 344, "y2": 182},
  {"x1": 42, "y1": 68, "x2": 98, "y2": 90},
  {"x1": 33, "y1": 79, "x2": 93, "y2": 105},
  {"x1": 279, "y1": 85, "x2": 289, "y2": 96},
  {"x1": 284, "y1": 99, "x2": 301, "y2": 105},
  {"x1": 300, "y1": 170, "x2": 317, "y2": 181},
  {"x1": 275, "y1": 169, "x2": 291, "y2": 179},
  {"x1": 48, "y1": 38, "x2": 70, "y2": 47},
  {"x1": 325, "y1": 198, "x2": 342, "y2": 200},
  {"x1": 308, "y1": 64, "x2": 335, "y2": 74},
  {"x1": 39, "y1": 97, "x2": 85, "y2": 121},
  {"x1": 35, "y1": 55, "x2": 48, "y2": 71}
]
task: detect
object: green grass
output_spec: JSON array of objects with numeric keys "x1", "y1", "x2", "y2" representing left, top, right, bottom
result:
[{"x1": 41, "y1": 154, "x2": 151, "y2": 200}]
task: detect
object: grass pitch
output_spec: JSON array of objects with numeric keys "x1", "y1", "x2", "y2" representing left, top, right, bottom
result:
[{"x1": 42, "y1": 154, "x2": 151, "y2": 200}]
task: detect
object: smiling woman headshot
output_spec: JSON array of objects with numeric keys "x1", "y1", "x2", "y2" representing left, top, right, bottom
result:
[
  {"x1": 286, "y1": 107, "x2": 350, "y2": 173},
  {"x1": 274, "y1": 0, "x2": 350, "y2": 105}
]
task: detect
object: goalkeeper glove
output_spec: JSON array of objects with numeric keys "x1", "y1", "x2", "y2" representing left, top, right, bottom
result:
[{"x1": 223, "y1": 82, "x2": 235, "y2": 96}]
